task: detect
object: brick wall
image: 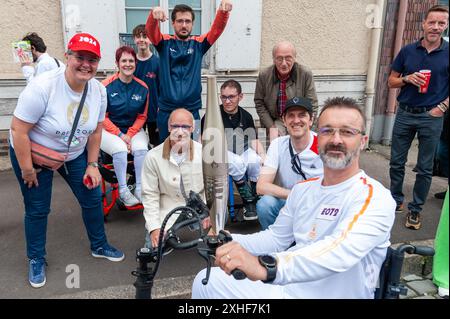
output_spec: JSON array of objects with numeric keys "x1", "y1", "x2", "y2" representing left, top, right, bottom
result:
[{"x1": 374, "y1": 0, "x2": 438, "y2": 115}]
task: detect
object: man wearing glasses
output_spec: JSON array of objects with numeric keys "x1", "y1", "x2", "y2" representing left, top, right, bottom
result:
[
  {"x1": 254, "y1": 41, "x2": 318, "y2": 143},
  {"x1": 146, "y1": 1, "x2": 232, "y2": 143},
  {"x1": 141, "y1": 108, "x2": 206, "y2": 249},
  {"x1": 256, "y1": 96, "x2": 323, "y2": 230},
  {"x1": 201, "y1": 80, "x2": 266, "y2": 221},
  {"x1": 192, "y1": 97, "x2": 395, "y2": 299}
]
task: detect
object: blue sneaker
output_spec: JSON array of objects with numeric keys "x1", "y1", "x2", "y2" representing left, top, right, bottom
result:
[
  {"x1": 29, "y1": 258, "x2": 46, "y2": 288},
  {"x1": 91, "y1": 244, "x2": 125, "y2": 262}
]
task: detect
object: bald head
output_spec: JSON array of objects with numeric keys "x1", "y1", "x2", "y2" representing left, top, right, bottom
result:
[
  {"x1": 272, "y1": 41, "x2": 297, "y2": 77},
  {"x1": 272, "y1": 41, "x2": 297, "y2": 59},
  {"x1": 168, "y1": 108, "x2": 194, "y2": 127}
]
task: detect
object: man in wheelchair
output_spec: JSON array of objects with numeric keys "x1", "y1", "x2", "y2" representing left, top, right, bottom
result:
[{"x1": 192, "y1": 97, "x2": 397, "y2": 299}]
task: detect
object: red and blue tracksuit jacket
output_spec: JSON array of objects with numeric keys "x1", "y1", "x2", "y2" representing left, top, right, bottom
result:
[
  {"x1": 102, "y1": 74, "x2": 149, "y2": 138},
  {"x1": 146, "y1": 9, "x2": 229, "y2": 113}
]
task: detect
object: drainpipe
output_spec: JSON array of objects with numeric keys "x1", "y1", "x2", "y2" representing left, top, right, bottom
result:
[
  {"x1": 382, "y1": 0, "x2": 409, "y2": 145},
  {"x1": 365, "y1": 0, "x2": 386, "y2": 148}
]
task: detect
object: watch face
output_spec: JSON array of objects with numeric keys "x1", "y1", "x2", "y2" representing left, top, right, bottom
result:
[{"x1": 260, "y1": 255, "x2": 276, "y2": 267}]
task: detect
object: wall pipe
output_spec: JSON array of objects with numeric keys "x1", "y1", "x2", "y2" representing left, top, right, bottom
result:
[
  {"x1": 381, "y1": 0, "x2": 409, "y2": 145},
  {"x1": 365, "y1": 0, "x2": 387, "y2": 147}
]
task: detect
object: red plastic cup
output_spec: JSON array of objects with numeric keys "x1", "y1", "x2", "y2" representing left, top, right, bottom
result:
[
  {"x1": 418, "y1": 70, "x2": 431, "y2": 94},
  {"x1": 83, "y1": 176, "x2": 93, "y2": 188}
]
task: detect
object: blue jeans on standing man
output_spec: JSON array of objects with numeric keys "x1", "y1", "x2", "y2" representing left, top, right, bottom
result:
[
  {"x1": 389, "y1": 107, "x2": 444, "y2": 213},
  {"x1": 10, "y1": 146, "x2": 107, "y2": 260}
]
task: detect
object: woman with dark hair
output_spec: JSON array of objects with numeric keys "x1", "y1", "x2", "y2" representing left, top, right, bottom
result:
[{"x1": 101, "y1": 46, "x2": 149, "y2": 206}]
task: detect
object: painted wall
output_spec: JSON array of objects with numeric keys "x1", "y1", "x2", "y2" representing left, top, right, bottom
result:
[
  {"x1": 260, "y1": 0, "x2": 375, "y2": 75},
  {"x1": 0, "y1": 0, "x2": 376, "y2": 79},
  {"x1": 0, "y1": 0, "x2": 65, "y2": 79}
]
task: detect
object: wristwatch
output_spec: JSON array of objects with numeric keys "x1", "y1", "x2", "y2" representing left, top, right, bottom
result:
[
  {"x1": 87, "y1": 161, "x2": 99, "y2": 168},
  {"x1": 258, "y1": 255, "x2": 277, "y2": 283}
]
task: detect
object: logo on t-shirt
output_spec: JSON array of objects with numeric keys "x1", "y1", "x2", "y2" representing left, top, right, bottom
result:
[
  {"x1": 131, "y1": 94, "x2": 143, "y2": 102},
  {"x1": 145, "y1": 72, "x2": 157, "y2": 79},
  {"x1": 316, "y1": 204, "x2": 341, "y2": 221},
  {"x1": 67, "y1": 102, "x2": 89, "y2": 127}
]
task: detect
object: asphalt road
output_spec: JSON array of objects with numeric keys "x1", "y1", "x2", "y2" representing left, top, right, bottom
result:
[{"x1": 0, "y1": 149, "x2": 446, "y2": 298}]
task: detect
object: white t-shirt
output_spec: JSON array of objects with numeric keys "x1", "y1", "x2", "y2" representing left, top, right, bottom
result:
[
  {"x1": 11, "y1": 67, "x2": 107, "y2": 161},
  {"x1": 233, "y1": 171, "x2": 396, "y2": 299},
  {"x1": 21, "y1": 52, "x2": 65, "y2": 83},
  {"x1": 263, "y1": 132, "x2": 323, "y2": 188}
]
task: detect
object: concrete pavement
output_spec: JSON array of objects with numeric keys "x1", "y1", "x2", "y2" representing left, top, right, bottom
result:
[{"x1": 0, "y1": 140, "x2": 447, "y2": 299}]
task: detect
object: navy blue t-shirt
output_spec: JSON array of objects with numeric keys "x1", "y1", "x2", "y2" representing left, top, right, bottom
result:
[
  {"x1": 391, "y1": 38, "x2": 449, "y2": 107},
  {"x1": 135, "y1": 54, "x2": 160, "y2": 123}
]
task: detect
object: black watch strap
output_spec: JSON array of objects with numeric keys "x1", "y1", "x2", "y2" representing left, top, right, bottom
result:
[{"x1": 259, "y1": 255, "x2": 277, "y2": 283}]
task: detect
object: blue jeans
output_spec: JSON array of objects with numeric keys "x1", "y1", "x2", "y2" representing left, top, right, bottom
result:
[
  {"x1": 10, "y1": 146, "x2": 107, "y2": 260},
  {"x1": 157, "y1": 109, "x2": 201, "y2": 143},
  {"x1": 437, "y1": 138, "x2": 449, "y2": 178},
  {"x1": 389, "y1": 108, "x2": 444, "y2": 213},
  {"x1": 256, "y1": 195, "x2": 286, "y2": 230}
]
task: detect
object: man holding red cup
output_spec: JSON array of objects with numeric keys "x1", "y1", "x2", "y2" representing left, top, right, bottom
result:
[{"x1": 388, "y1": 4, "x2": 449, "y2": 230}]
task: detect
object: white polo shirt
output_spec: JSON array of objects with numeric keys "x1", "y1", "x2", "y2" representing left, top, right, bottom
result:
[{"x1": 263, "y1": 132, "x2": 323, "y2": 188}]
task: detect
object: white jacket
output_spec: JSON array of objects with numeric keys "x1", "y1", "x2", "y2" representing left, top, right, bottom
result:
[
  {"x1": 142, "y1": 139, "x2": 205, "y2": 233},
  {"x1": 233, "y1": 171, "x2": 396, "y2": 299}
]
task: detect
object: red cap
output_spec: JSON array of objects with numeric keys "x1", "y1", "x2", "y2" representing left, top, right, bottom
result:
[{"x1": 67, "y1": 33, "x2": 101, "y2": 58}]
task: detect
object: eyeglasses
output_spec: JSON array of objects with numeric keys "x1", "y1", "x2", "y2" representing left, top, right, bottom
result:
[
  {"x1": 318, "y1": 127, "x2": 365, "y2": 137},
  {"x1": 70, "y1": 54, "x2": 100, "y2": 65},
  {"x1": 220, "y1": 94, "x2": 239, "y2": 102},
  {"x1": 170, "y1": 124, "x2": 192, "y2": 131},
  {"x1": 175, "y1": 19, "x2": 192, "y2": 25},
  {"x1": 274, "y1": 56, "x2": 294, "y2": 64}
]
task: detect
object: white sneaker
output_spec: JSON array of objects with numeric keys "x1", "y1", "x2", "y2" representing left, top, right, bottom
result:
[
  {"x1": 134, "y1": 186, "x2": 142, "y2": 203},
  {"x1": 119, "y1": 188, "x2": 140, "y2": 206},
  {"x1": 438, "y1": 287, "x2": 449, "y2": 298}
]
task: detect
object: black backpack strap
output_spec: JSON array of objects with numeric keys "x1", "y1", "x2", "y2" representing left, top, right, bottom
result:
[{"x1": 54, "y1": 57, "x2": 60, "y2": 68}]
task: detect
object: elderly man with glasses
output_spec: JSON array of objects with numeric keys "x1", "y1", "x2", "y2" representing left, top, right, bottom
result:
[
  {"x1": 141, "y1": 108, "x2": 207, "y2": 249},
  {"x1": 254, "y1": 41, "x2": 318, "y2": 143},
  {"x1": 256, "y1": 96, "x2": 323, "y2": 230}
]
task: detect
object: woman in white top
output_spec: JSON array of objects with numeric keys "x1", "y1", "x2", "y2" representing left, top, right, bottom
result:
[{"x1": 9, "y1": 33, "x2": 124, "y2": 289}]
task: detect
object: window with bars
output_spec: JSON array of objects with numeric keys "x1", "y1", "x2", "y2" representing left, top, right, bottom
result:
[{"x1": 125, "y1": 0, "x2": 202, "y2": 35}]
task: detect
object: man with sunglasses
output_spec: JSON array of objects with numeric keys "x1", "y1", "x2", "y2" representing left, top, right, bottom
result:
[
  {"x1": 256, "y1": 96, "x2": 323, "y2": 230},
  {"x1": 141, "y1": 108, "x2": 206, "y2": 249}
]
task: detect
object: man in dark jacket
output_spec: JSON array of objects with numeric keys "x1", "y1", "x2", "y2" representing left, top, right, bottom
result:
[{"x1": 254, "y1": 41, "x2": 318, "y2": 142}]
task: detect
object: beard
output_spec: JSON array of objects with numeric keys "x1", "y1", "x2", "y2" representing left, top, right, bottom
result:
[
  {"x1": 319, "y1": 143, "x2": 360, "y2": 170},
  {"x1": 176, "y1": 29, "x2": 191, "y2": 40}
]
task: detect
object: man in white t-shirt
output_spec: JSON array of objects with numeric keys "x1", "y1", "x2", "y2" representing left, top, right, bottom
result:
[
  {"x1": 192, "y1": 96, "x2": 396, "y2": 299},
  {"x1": 256, "y1": 96, "x2": 323, "y2": 230},
  {"x1": 20, "y1": 32, "x2": 65, "y2": 83}
]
